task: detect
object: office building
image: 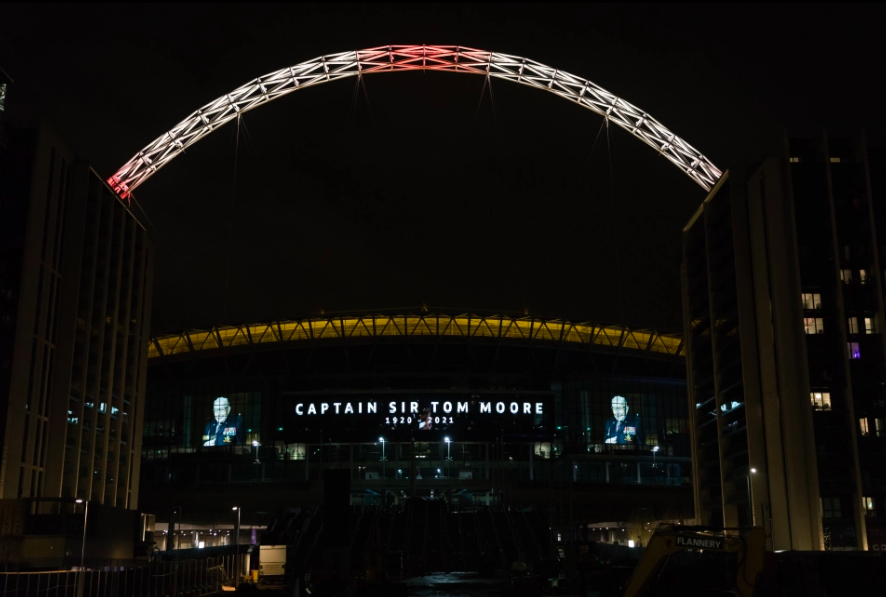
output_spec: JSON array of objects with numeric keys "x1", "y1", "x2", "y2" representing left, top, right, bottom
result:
[
  {"x1": 683, "y1": 131, "x2": 884, "y2": 551},
  {"x1": 0, "y1": 117, "x2": 154, "y2": 508}
]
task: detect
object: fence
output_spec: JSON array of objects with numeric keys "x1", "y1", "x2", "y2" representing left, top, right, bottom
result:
[{"x1": 0, "y1": 554, "x2": 239, "y2": 597}]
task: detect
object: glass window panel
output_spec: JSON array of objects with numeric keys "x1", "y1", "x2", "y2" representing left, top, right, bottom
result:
[
  {"x1": 860, "y1": 418, "x2": 870, "y2": 436},
  {"x1": 804, "y1": 318, "x2": 824, "y2": 334},
  {"x1": 848, "y1": 342, "x2": 861, "y2": 359},
  {"x1": 811, "y1": 392, "x2": 832, "y2": 410}
]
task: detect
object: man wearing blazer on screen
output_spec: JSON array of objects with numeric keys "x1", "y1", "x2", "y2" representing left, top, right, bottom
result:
[{"x1": 603, "y1": 395, "x2": 643, "y2": 446}]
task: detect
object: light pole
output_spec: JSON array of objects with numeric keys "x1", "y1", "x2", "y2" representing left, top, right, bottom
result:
[
  {"x1": 75, "y1": 499, "x2": 88, "y2": 597},
  {"x1": 232, "y1": 506, "x2": 241, "y2": 586},
  {"x1": 444, "y1": 437, "x2": 452, "y2": 479},
  {"x1": 652, "y1": 445, "x2": 660, "y2": 468},
  {"x1": 747, "y1": 468, "x2": 757, "y2": 526},
  {"x1": 379, "y1": 437, "x2": 386, "y2": 478},
  {"x1": 252, "y1": 440, "x2": 260, "y2": 464}
]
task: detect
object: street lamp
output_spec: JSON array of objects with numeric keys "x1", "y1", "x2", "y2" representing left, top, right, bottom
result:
[
  {"x1": 379, "y1": 437, "x2": 386, "y2": 478},
  {"x1": 75, "y1": 498, "x2": 88, "y2": 597},
  {"x1": 652, "y1": 445, "x2": 660, "y2": 467},
  {"x1": 444, "y1": 437, "x2": 452, "y2": 479},
  {"x1": 252, "y1": 440, "x2": 260, "y2": 464},
  {"x1": 747, "y1": 468, "x2": 757, "y2": 526},
  {"x1": 232, "y1": 507, "x2": 241, "y2": 586}
]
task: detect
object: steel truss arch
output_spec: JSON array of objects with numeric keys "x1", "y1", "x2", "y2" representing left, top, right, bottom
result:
[{"x1": 109, "y1": 45, "x2": 722, "y2": 197}]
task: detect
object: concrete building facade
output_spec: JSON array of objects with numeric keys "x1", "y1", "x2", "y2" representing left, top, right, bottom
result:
[
  {"x1": 683, "y1": 132, "x2": 885, "y2": 551},
  {"x1": 0, "y1": 118, "x2": 154, "y2": 509}
]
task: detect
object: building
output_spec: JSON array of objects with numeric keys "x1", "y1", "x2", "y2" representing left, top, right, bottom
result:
[
  {"x1": 142, "y1": 309, "x2": 692, "y2": 551},
  {"x1": 683, "y1": 131, "x2": 885, "y2": 551},
  {"x1": 0, "y1": 117, "x2": 154, "y2": 509}
]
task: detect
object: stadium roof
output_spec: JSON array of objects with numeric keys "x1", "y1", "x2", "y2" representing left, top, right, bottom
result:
[{"x1": 148, "y1": 311, "x2": 684, "y2": 361}]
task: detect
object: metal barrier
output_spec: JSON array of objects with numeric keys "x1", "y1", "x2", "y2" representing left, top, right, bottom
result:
[{"x1": 0, "y1": 554, "x2": 239, "y2": 597}]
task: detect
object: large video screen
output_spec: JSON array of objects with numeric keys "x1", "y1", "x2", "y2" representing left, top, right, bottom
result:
[
  {"x1": 283, "y1": 392, "x2": 551, "y2": 442},
  {"x1": 602, "y1": 395, "x2": 643, "y2": 445},
  {"x1": 141, "y1": 377, "x2": 689, "y2": 462},
  {"x1": 565, "y1": 379, "x2": 690, "y2": 456},
  {"x1": 142, "y1": 389, "x2": 262, "y2": 457}
]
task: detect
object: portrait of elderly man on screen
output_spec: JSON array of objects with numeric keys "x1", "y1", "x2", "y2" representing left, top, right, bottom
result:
[
  {"x1": 604, "y1": 395, "x2": 644, "y2": 445},
  {"x1": 202, "y1": 397, "x2": 246, "y2": 446}
]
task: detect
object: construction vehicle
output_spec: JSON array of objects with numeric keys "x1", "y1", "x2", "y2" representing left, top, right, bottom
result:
[
  {"x1": 615, "y1": 523, "x2": 885, "y2": 597},
  {"x1": 620, "y1": 524, "x2": 765, "y2": 597}
]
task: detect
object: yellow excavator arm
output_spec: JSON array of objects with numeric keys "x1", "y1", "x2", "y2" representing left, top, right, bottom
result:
[{"x1": 621, "y1": 525, "x2": 766, "y2": 597}]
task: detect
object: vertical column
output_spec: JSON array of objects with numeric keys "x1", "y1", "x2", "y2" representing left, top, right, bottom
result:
[{"x1": 821, "y1": 133, "x2": 868, "y2": 550}]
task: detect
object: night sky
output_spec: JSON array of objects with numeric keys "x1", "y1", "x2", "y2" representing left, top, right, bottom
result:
[{"x1": 3, "y1": 3, "x2": 884, "y2": 334}]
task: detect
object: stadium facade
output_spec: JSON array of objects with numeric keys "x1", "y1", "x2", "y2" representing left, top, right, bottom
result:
[{"x1": 142, "y1": 309, "x2": 692, "y2": 550}]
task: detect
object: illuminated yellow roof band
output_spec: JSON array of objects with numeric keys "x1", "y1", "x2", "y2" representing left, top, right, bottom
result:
[{"x1": 148, "y1": 313, "x2": 683, "y2": 360}]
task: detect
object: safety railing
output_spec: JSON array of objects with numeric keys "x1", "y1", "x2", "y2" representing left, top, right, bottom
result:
[{"x1": 0, "y1": 554, "x2": 238, "y2": 597}]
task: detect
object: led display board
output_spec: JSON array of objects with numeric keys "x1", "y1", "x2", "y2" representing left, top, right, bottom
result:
[
  {"x1": 283, "y1": 393, "x2": 550, "y2": 442},
  {"x1": 142, "y1": 378, "x2": 690, "y2": 459}
]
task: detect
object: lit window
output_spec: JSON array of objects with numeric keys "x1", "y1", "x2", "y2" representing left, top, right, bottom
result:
[
  {"x1": 848, "y1": 318, "x2": 859, "y2": 334},
  {"x1": 830, "y1": 157, "x2": 841, "y2": 163},
  {"x1": 860, "y1": 418, "x2": 870, "y2": 436},
  {"x1": 534, "y1": 442, "x2": 552, "y2": 459},
  {"x1": 841, "y1": 269, "x2": 853, "y2": 283},
  {"x1": 877, "y1": 419, "x2": 885, "y2": 438},
  {"x1": 865, "y1": 318, "x2": 876, "y2": 334},
  {"x1": 860, "y1": 269, "x2": 868, "y2": 285},
  {"x1": 804, "y1": 318, "x2": 824, "y2": 334},
  {"x1": 802, "y1": 293, "x2": 822, "y2": 310},
  {"x1": 864, "y1": 496, "x2": 875, "y2": 516},
  {"x1": 821, "y1": 496, "x2": 842, "y2": 518},
  {"x1": 789, "y1": 157, "x2": 800, "y2": 163},
  {"x1": 811, "y1": 392, "x2": 832, "y2": 410},
  {"x1": 848, "y1": 342, "x2": 861, "y2": 359}
]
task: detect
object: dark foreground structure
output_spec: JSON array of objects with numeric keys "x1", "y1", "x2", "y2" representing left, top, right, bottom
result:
[
  {"x1": 0, "y1": 119, "x2": 154, "y2": 508},
  {"x1": 683, "y1": 131, "x2": 886, "y2": 551},
  {"x1": 0, "y1": 71, "x2": 154, "y2": 570},
  {"x1": 142, "y1": 310, "x2": 693, "y2": 551}
]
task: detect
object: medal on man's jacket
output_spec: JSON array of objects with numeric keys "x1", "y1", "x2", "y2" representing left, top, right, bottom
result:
[
  {"x1": 223, "y1": 427, "x2": 237, "y2": 443},
  {"x1": 624, "y1": 426, "x2": 635, "y2": 442}
]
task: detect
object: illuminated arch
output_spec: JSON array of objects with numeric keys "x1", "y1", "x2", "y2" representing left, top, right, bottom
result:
[{"x1": 109, "y1": 45, "x2": 721, "y2": 197}]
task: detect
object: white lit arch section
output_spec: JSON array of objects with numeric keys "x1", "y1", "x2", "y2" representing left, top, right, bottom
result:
[{"x1": 108, "y1": 45, "x2": 722, "y2": 197}]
